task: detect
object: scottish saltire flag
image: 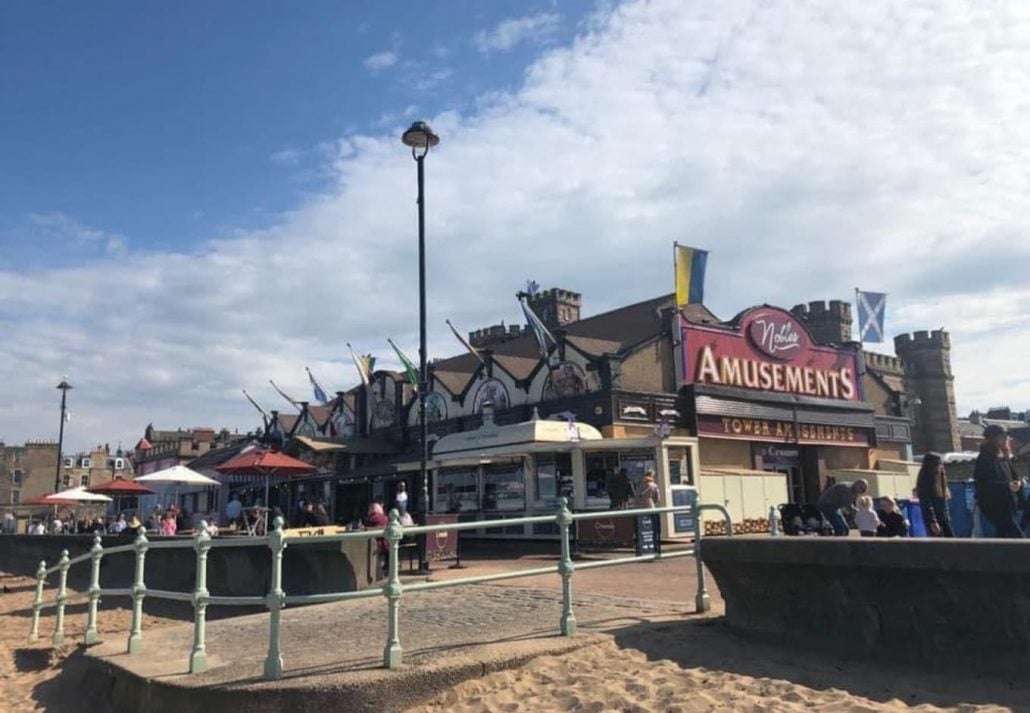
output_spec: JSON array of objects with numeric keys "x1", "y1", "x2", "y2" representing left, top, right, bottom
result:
[
  {"x1": 674, "y1": 243, "x2": 708, "y2": 306},
  {"x1": 856, "y1": 290, "x2": 887, "y2": 343},
  {"x1": 387, "y1": 339, "x2": 419, "y2": 388},
  {"x1": 519, "y1": 296, "x2": 556, "y2": 359},
  {"x1": 347, "y1": 343, "x2": 375, "y2": 387},
  {"x1": 305, "y1": 367, "x2": 330, "y2": 405},
  {"x1": 445, "y1": 318, "x2": 486, "y2": 366}
]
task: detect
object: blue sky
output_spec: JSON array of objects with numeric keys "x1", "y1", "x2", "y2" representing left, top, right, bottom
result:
[
  {"x1": 1, "y1": 1, "x2": 587, "y2": 263},
  {"x1": 1, "y1": 0, "x2": 1029, "y2": 452}
]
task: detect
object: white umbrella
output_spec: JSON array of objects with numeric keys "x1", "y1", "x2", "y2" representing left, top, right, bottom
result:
[
  {"x1": 136, "y1": 465, "x2": 221, "y2": 487},
  {"x1": 46, "y1": 486, "x2": 113, "y2": 503}
]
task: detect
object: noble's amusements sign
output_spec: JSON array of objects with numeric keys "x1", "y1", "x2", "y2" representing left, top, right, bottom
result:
[{"x1": 679, "y1": 307, "x2": 862, "y2": 402}]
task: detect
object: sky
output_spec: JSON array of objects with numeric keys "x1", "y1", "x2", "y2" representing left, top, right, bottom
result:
[{"x1": 1, "y1": 0, "x2": 1028, "y2": 454}]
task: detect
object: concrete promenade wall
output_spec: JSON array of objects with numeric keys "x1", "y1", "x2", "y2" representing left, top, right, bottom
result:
[
  {"x1": 0, "y1": 534, "x2": 380, "y2": 596},
  {"x1": 700, "y1": 537, "x2": 1030, "y2": 673}
]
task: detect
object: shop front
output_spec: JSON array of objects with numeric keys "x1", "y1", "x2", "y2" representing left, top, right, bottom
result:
[
  {"x1": 430, "y1": 406, "x2": 700, "y2": 540},
  {"x1": 679, "y1": 306, "x2": 877, "y2": 514}
]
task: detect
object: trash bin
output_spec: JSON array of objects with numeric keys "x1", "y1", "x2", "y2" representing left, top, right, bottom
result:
[
  {"x1": 947, "y1": 481, "x2": 974, "y2": 537},
  {"x1": 900, "y1": 499, "x2": 927, "y2": 537}
]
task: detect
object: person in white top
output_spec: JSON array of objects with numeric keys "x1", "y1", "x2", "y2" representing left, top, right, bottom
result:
[
  {"x1": 394, "y1": 482, "x2": 409, "y2": 513},
  {"x1": 226, "y1": 493, "x2": 243, "y2": 527},
  {"x1": 854, "y1": 495, "x2": 882, "y2": 537}
]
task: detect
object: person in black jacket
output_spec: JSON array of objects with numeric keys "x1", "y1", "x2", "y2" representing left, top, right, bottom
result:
[
  {"x1": 973, "y1": 425, "x2": 1023, "y2": 538},
  {"x1": 916, "y1": 452, "x2": 953, "y2": 537}
]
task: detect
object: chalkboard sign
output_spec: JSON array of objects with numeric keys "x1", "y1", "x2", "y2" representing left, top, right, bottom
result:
[
  {"x1": 635, "y1": 515, "x2": 657, "y2": 556},
  {"x1": 672, "y1": 488, "x2": 697, "y2": 534}
]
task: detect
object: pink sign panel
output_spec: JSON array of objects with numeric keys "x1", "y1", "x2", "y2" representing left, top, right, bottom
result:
[{"x1": 680, "y1": 307, "x2": 861, "y2": 402}]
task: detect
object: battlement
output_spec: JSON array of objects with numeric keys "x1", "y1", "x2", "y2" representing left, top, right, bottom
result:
[
  {"x1": 528, "y1": 288, "x2": 581, "y2": 307},
  {"x1": 894, "y1": 329, "x2": 950, "y2": 351},
  {"x1": 864, "y1": 351, "x2": 904, "y2": 375},
  {"x1": 470, "y1": 323, "x2": 526, "y2": 349},
  {"x1": 790, "y1": 300, "x2": 851, "y2": 319}
]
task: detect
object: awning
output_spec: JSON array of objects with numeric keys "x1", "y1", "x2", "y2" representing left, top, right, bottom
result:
[
  {"x1": 692, "y1": 387, "x2": 875, "y2": 430},
  {"x1": 294, "y1": 436, "x2": 400, "y2": 455}
]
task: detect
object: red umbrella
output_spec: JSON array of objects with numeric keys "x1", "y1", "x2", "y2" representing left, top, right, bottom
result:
[
  {"x1": 88, "y1": 479, "x2": 155, "y2": 495},
  {"x1": 216, "y1": 449, "x2": 315, "y2": 527},
  {"x1": 88, "y1": 478, "x2": 155, "y2": 514},
  {"x1": 21, "y1": 494, "x2": 75, "y2": 506}
]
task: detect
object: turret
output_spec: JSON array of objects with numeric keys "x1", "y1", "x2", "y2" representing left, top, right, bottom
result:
[
  {"x1": 894, "y1": 329, "x2": 960, "y2": 454},
  {"x1": 790, "y1": 300, "x2": 852, "y2": 346}
]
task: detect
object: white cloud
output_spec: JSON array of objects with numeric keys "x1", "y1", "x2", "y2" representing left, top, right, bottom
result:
[
  {"x1": 269, "y1": 148, "x2": 303, "y2": 167},
  {"x1": 474, "y1": 12, "x2": 561, "y2": 53},
  {"x1": 363, "y1": 50, "x2": 398, "y2": 72},
  {"x1": 3, "y1": 0, "x2": 1030, "y2": 452}
]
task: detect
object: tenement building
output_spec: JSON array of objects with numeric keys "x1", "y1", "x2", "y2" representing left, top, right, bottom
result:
[{"x1": 256, "y1": 288, "x2": 962, "y2": 537}]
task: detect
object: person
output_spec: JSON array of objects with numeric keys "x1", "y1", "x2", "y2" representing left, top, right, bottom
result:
[
  {"x1": 146, "y1": 506, "x2": 162, "y2": 533},
  {"x1": 1, "y1": 512, "x2": 16, "y2": 535},
  {"x1": 974, "y1": 424, "x2": 1024, "y2": 538},
  {"x1": 635, "y1": 471, "x2": 661, "y2": 509},
  {"x1": 127, "y1": 515, "x2": 142, "y2": 532},
  {"x1": 301, "y1": 502, "x2": 319, "y2": 527},
  {"x1": 854, "y1": 495, "x2": 881, "y2": 537},
  {"x1": 226, "y1": 493, "x2": 243, "y2": 528},
  {"x1": 205, "y1": 519, "x2": 220, "y2": 537},
  {"x1": 586, "y1": 459, "x2": 608, "y2": 502},
  {"x1": 31, "y1": 520, "x2": 46, "y2": 535},
  {"x1": 50, "y1": 516, "x2": 63, "y2": 535},
  {"x1": 110, "y1": 513, "x2": 126, "y2": 534},
  {"x1": 314, "y1": 502, "x2": 330, "y2": 527},
  {"x1": 817, "y1": 479, "x2": 868, "y2": 536},
  {"x1": 606, "y1": 468, "x2": 632, "y2": 509},
  {"x1": 916, "y1": 452, "x2": 954, "y2": 537},
  {"x1": 394, "y1": 482, "x2": 409, "y2": 514},
  {"x1": 160, "y1": 512, "x2": 177, "y2": 536},
  {"x1": 877, "y1": 497, "x2": 909, "y2": 537},
  {"x1": 365, "y1": 502, "x2": 390, "y2": 576}
]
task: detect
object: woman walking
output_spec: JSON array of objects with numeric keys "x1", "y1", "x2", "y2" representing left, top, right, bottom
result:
[
  {"x1": 973, "y1": 425, "x2": 1023, "y2": 538},
  {"x1": 916, "y1": 453, "x2": 953, "y2": 537}
]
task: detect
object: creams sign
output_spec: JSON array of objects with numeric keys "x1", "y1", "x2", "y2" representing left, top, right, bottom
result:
[{"x1": 681, "y1": 307, "x2": 861, "y2": 402}]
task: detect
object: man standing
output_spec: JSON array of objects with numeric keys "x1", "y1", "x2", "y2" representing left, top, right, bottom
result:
[
  {"x1": 817, "y1": 479, "x2": 869, "y2": 536},
  {"x1": 974, "y1": 425, "x2": 1024, "y2": 538}
]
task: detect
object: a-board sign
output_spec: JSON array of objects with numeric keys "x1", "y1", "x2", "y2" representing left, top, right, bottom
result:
[
  {"x1": 635, "y1": 515, "x2": 657, "y2": 556},
  {"x1": 672, "y1": 488, "x2": 697, "y2": 534}
]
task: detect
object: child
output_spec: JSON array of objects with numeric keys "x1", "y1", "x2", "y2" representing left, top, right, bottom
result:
[
  {"x1": 876, "y1": 497, "x2": 909, "y2": 537},
  {"x1": 854, "y1": 495, "x2": 881, "y2": 537}
]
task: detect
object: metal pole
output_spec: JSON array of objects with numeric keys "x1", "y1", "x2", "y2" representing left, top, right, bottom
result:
[
  {"x1": 28, "y1": 560, "x2": 47, "y2": 643},
  {"x1": 694, "y1": 507, "x2": 710, "y2": 613},
  {"x1": 85, "y1": 535, "x2": 104, "y2": 645},
  {"x1": 557, "y1": 498, "x2": 577, "y2": 636},
  {"x1": 382, "y1": 509, "x2": 404, "y2": 668},
  {"x1": 416, "y1": 152, "x2": 430, "y2": 574},
  {"x1": 52, "y1": 549, "x2": 70, "y2": 646},
  {"x1": 54, "y1": 381, "x2": 70, "y2": 493},
  {"x1": 127, "y1": 527, "x2": 149, "y2": 653},
  {"x1": 190, "y1": 521, "x2": 212, "y2": 673},
  {"x1": 263, "y1": 516, "x2": 287, "y2": 680}
]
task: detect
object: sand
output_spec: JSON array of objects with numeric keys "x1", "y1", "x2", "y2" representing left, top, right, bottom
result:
[
  {"x1": 3, "y1": 567, "x2": 1027, "y2": 713},
  {"x1": 0, "y1": 572, "x2": 183, "y2": 713},
  {"x1": 408, "y1": 617, "x2": 1027, "y2": 713}
]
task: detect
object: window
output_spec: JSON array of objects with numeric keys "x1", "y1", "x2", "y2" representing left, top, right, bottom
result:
[
  {"x1": 667, "y1": 447, "x2": 693, "y2": 486},
  {"x1": 434, "y1": 467, "x2": 478, "y2": 513},
  {"x1": 11, "y1": 490, "x2": 19, "y2": 505},
  {"x1": 80, "y1": 457, "x2": 91, "y2": 468},
  {"x1": 63, "y1": 457, "x2": 74, "y2": 468},
  {"x1": 80, "y1": 475, "x2": 90, "y2": 487},
  {"x1": 114, "y1": 458, "x2": 125, "y2": 470},
  {"x1": 583, "y1": 450, "x2": 657, "y2": 509},
  {"x1": 12, "y1": 469, "x2": 23, "y2": 486},
  {"x1": 482, "y1": 461, "x2": 525, "y2": 512},
  {"x1": 62, "y1": 475, "x2": 71, "y2": 488},
  {"x1": 534, "y1": 453, "x2": 571, "y2": 506}
]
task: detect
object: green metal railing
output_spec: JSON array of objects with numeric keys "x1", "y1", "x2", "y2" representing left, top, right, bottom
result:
[{"x1": 27, "y1": 499, "x2": 732, "y2": 679}]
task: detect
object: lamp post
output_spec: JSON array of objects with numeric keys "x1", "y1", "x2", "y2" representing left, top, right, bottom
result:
[
  {"x1": 54, "y1": 378, "x2": 72, "y2": 493},
  {"x1": 402, "y1": 120, "x2": 440, "y2": 573}
]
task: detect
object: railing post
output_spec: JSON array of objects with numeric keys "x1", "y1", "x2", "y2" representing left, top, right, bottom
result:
[
  {"x1": 189, "y1": 521, "x2": 212, "y2": 674},
  {"x1": 28, "y1": 560, "x2": 46, "y2": 643},
  {"x1": 263, "y1": 516, "x2": 287, "y2": 680},
  {"x1": 382, "y1": 509, "x2": 404, "y2": 668},
  {"x1": 694, "y1": 506, "x2": 710, "y2": 613},
  {"x1": 557, "y1": 498, "x2": 577, "y2": 636},
  {"x1": 51, "y1": 550, "x2": 70, "y2": 646},
  {"x1": 769, "y1": 505, "x2": 780, "y2": 536},
  {"x1": 85, "y1": 535, "x2": 104, "y2": 645},
  {"x1": 127, "y1": 527, "x2": 149, "y2": 653}
]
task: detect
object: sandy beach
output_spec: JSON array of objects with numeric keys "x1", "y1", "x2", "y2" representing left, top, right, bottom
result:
[{"x1": 3, "y1": 567, "x2": 1027, "y2": 713}]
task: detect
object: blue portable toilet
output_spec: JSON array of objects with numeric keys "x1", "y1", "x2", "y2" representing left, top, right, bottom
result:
[
  {"x1": 901, "y1": 499, "x2": 927, "y2": 537},
  {"x1": 947, "y1": 481, "x2": 974, "y2": 537}
]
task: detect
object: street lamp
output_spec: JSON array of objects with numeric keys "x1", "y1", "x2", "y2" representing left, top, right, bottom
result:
[
  {"x1": 54, "y1": 378, "x2": 72, "y2": 493},
  {"x1": 402, "y1": 121, "x2": 439, "y2": 572}
]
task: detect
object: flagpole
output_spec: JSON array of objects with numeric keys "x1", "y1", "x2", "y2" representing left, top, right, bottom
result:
[{"x1": 54, "y1": 378, "x2": 72, "y2": 494}]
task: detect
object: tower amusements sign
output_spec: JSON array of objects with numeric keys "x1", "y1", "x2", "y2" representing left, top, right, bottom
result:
[{"x1": 680, "y1": 306, "x2": 868, "y2": 447}]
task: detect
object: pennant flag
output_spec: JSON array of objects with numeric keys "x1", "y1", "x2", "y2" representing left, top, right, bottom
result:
[
  {"x1": 445, "y1": 319, "x2": 486, "y2": 366},
  {"x1": 519, "y1": 295, "x2": 556, "y2": 360},
  {"x1": 387, "y1": 339, "x2": 420, "y2": 388},
  {"x1": 269, "y1": 380, "x2": 301, "y2": 409},
  {"x1": 674, "y1": 243, "x2": 709, "y2": 306},
  {"x1": 305, "y1": 367, "x2": 331, "y2": 405},
  {"x1": 242, "y1": 389, "x2": 269, "y2": 419},
  {"x1": 347, "y1": 343, "x2": 375, "y2": 387},
  {"x1": 856, "y1": 289, "x2": 887, "y2": 343}
]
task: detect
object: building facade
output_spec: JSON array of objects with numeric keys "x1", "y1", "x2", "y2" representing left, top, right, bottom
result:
[{"x1": 0, "y1": 440, "x2": 58, "y2": 507}]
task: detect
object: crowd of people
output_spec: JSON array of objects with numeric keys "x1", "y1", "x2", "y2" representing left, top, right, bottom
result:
[{"x1": 814, "y1": 424, "x2": 1027, "y2": 538}]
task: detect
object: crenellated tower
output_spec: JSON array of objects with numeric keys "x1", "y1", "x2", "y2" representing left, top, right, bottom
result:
[
  {"x1": 790, "y1": 300, "x2": 853, "y2": 346},
  {"x1": 894, "y1": 330, "x2": 961, "y2": 454}
]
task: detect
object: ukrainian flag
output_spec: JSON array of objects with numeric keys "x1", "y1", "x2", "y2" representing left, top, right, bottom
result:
[{"x1": 675, "y1": 244, "x2": 708, "y2": 306}]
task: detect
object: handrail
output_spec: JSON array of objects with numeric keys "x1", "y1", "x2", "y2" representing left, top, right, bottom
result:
[{"x1": 26, "y1": 498, "x2": 737, "y2": 680}]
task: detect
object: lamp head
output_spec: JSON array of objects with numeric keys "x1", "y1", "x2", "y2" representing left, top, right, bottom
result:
[{"x1": 401, "y1": 121, "x2": 440, "y2": 159}]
